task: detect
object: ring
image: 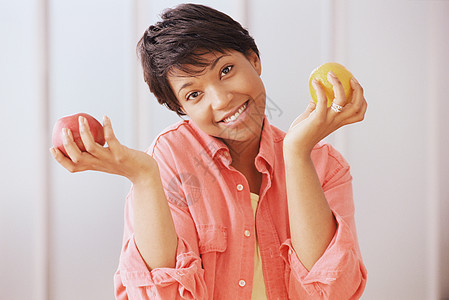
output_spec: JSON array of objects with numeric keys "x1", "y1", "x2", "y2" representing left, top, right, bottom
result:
[{"x1": 330, "y1": 102, "x2": 343, "y2": 113}]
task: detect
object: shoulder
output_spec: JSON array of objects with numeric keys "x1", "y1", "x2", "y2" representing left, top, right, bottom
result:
[
  {"x1": 268, "y1": 123, "x2": 287, "y2": 143},
  {"x1": 311, "y1": 141, "x2": 351, "y2": 187},
  {"x1": 312, "y1": 141, "x2": 349, "y2": 167},
  {"x1": 146, "y1": 120, "x2": 198, "y2": 156}
]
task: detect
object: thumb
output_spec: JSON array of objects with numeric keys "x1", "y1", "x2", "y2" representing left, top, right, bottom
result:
[{"x1": 289, "y1": 100, "x2": 316, "y2": 130}]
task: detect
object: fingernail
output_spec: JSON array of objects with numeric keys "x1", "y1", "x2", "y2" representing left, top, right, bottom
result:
[
  {"x1": 351, "y1": 77, "x2": 359, "y2": 84},
  {"x1": 67, "y1": 129, "x2": 73, "y2": 139},
  {"x1": 328, "y1": 71, "x2": 337, "y2": 78},
  {"x1": 312, "y1": 78, "x2": 318, "y2": 86}
]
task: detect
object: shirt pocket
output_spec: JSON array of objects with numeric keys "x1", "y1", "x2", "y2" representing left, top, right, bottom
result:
[
  {"x1": 197, "y1": 224, "x2": 228, "y2": 298},
  {"x1": 197, "y1": 224, "x2": 227, "y2": 253}
]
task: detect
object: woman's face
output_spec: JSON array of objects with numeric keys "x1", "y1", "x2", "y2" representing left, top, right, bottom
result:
[{"x1": 167, "y1": 50, "x2": 266, "y2": 148}]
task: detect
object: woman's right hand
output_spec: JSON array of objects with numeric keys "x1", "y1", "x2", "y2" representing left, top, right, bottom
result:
[
  {"x1": 50, "y1": 115, "x2": 158, "y2": 185},
  {"x1": 51, "y1": 115, "x2": 179, "y2": 269}
]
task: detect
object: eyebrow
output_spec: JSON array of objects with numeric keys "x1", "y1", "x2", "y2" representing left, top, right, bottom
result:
[
  {"x1": 210, "y1": 54, "x2": 229, "y2": 70},
  {"x1": 177, "y1": 54, "x2": 230, "y2": 96}
]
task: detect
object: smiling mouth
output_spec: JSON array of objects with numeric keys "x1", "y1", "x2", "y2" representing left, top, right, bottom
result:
[{"x1": 220, "y1": 101, "x2": 249, "y2": 123}]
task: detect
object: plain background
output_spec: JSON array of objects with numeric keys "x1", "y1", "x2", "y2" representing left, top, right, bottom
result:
[{"x1": 1, "y1": 0, "x2": 448, "y2": 299}]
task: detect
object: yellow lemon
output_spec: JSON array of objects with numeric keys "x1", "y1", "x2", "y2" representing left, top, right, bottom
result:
[{"x1": 308, "y1": 62, "x2": 353, "y2": 107}]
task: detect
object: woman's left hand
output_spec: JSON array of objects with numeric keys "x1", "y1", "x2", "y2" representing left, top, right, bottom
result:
[{"x1": 283, "y1": 72, "x2": 367, "y2": 157}]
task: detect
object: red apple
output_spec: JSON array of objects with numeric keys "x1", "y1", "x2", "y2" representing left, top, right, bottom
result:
[{"x1": 52, "y1": 113, "x2": 105, "y2": 157}]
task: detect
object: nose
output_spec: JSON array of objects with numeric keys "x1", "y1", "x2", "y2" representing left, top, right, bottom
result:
[{"x1": 208, "y1": 86, "x2": 233, "y2": 110}]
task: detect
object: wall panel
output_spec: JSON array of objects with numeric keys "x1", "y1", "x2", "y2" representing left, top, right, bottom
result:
[
  {"x1": 427, "y1": 2, "x2": 449, "y2": 298},
  {"x1": 48, "y1": 0, "x2": 132, "y2": 299},
  {"x1": 0, "y1": 0, "x2": 45, "y2": 299}
]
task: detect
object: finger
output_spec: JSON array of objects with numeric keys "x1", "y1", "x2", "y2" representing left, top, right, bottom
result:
[
  {"x1": 62, "y1": 128, "x2": 83, "y2": 163},
  {"x1": 102, "y1": 115, "x2": 120, "y2": 149},
  {"x1": 350, "y1": 77, "x2": 364, "y2": 100},
  {"x1": 288, "y1": 100, "x2": 316, "y2": 130},
  {"x1": 50, "y1": 146, "x2": 80, "y2": 173},
  {"x1": 306, "y1": 99, "x2": 317, "y2": 113},
  {"x1": 312, "y1": 78, "x2": 327, "y2": 117},
  {"x1": 337, "y1": 77, "x2": 367, "y2": 125},
  {"x1": 79, "y1": 116, "x2": 103, "y2": 156},
  {"x1": 340, "y1": 77, "x2": 364, "y2": 116},
  {"x1": 339, "y1": 100, "x2": 367, "y2": 126},
  {"x1": 327, "y1": 71, "x2": 347, "y2": 108}
]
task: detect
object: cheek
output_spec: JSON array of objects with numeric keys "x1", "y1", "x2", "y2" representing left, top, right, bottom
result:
[
  {"x1": 249, "y1": 76, "x2": 266, "y2": 101},
  {"x1": 185, "y1": 104, "x2": 213, "y2": 123},
  {"x1": 235, "y1": 70, "x2": 264, "y2": 94}
]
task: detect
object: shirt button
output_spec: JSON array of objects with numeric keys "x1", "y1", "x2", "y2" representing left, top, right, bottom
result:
[
  {"x1": 244, "y1": 230, "x2": 251, "y2": 237},
  {"x1": 289, "y1": 249, "x2": 293, "y2": 255},
  {"x1": 239, "y1": 280, "x2": 246, "y2": 287},
  {"x1": 236, "y1": 184, "x2": 244, "y2": 191}
]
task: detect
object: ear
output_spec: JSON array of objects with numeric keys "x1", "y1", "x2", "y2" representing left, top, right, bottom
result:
[{"x1": 247, "y1": 50, "x2": 262, "y2": 76}]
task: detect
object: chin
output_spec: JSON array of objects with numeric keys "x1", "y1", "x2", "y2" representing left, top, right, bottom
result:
[{"x1": 217, "y1": 118, "x2": 263, "y2": 144}]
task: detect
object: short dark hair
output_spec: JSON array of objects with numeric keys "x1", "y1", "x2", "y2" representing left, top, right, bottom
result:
[{"x1": 137, "y1": 3, "x2": 260, "y2": 116}]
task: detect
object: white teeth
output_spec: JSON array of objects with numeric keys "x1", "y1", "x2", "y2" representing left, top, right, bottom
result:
[{"x1": 222, "y1": 102, "x2": 248, "y2": 123}]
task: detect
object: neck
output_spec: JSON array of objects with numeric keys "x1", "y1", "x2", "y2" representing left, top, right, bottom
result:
[
  {"x1": 223, "y1": 122, "x2": 264, "y2": 170},
  {"x1": 229, "y1": 138, "x2": 260, "y2": 168},
  {"x1": 224, "y1": 132, "x2": 263, "y2": 195}
]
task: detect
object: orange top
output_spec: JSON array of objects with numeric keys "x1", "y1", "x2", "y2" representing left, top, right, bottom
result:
[{"x1": 114, "y1": 116, "x2": 367, "y2": 299}]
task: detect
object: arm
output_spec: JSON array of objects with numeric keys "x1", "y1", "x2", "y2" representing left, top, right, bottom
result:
[
  {"x1": 51, "y1": 116, "x2": 207, "y2": 299},
  {"x1": 280, "y1": 150, "x2": 367, "y2": 299},
  {"x1": 280, "y1": 73, "x2": 367, "y2": 298},
  {"x1": 282, "y1": 149, "x2": 336, "y2": 271},
  {"x1": 132, "y1": 164, "x2": 178, "y2": 270},
  {"x1": 116, "y1": 138, "x2": 208, "y2": 299},
  {"x1": 50, "y1": 115, "x2": 177, "y2": 270},
  {"x1": 282, "y1": 73, "x2": 366, "y2": 269}
]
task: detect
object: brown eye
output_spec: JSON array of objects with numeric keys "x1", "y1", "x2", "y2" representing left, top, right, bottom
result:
[
  {"x1": 187, "y1": 91, "x2": 200, "y2": 101},
  {"x1": 221, "y1": 65, "x2": 233, "y2": 77}
]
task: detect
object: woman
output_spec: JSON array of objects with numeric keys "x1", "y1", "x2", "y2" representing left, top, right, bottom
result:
[{"x1": 50, "y1": 3, "x2": 367, "y2": 299}]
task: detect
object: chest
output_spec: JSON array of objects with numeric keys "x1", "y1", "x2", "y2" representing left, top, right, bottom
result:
[
  {"x1": 244, "y1": 170, "x2": 263, "y2": 195},
  {"x1": 189, "y1": 168, "x2": 289, "y2": 299}
]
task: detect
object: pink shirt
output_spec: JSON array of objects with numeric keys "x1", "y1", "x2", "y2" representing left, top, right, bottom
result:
[{"x1": 114, "y1": 116, "x2": 367, "y2": 299}]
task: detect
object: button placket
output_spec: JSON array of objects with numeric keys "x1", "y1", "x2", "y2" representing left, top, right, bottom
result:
[{"x1": 235, "y1": 181, "x2": 251, "y2": 291}]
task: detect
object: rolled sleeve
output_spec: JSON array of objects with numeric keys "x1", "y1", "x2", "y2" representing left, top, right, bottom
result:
[
  {"x1": 116, "y1": 235, "x2": 206, "y2": 299},
  {"x1": 280, "y1": 212, "x2": 366, "y2": 298}
]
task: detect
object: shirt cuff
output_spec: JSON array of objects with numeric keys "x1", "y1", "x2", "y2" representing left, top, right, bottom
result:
[
  {"x1": 119, "y1": 234, "x2": 204, "y2": 290},
  {"x1": 279, "y1": 211, "x2": 355, "y2": 295}
]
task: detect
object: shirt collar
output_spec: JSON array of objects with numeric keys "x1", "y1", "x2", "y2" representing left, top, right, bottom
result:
[
  {"x1": 187, "y1": 119, "x2": 229, "y2": 161},
  {"x1": 256, "y1": 116, "x2": 275, "y2": 170},
  {"x1": 187, "y1": 115, "x2": 282, "y2": 171}
]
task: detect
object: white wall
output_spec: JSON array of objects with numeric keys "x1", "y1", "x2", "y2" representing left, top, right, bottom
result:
[{"x1": 1, "y1": 0, "x2": 448, "y2": 299}]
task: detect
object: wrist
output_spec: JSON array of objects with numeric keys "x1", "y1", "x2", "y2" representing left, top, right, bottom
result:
[
  {"x1": 283, "y1": 139, "x2": 312, "y2": 161},
  {"x1": 129, "y1": 158, "x2": 161, "y2": 186}
]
